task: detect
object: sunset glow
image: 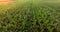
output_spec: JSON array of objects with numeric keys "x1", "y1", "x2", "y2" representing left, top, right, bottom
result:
[{"x1": 0, "y1": 0, "x2": 12, "y2": 5}]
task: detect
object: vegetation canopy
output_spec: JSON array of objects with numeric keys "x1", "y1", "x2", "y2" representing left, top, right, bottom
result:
[{"x1": 0, "y1": 0, "x2": 60, "y2": 32}]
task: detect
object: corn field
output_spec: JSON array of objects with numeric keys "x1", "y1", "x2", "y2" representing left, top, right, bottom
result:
[{"x1": 0, "y1": 0, "x2": 60, "y2": 32}]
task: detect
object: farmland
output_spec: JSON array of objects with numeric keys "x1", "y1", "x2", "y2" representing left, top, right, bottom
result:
[{"x1": 0, "y1": 0, "x2": 60, "y2": 32}]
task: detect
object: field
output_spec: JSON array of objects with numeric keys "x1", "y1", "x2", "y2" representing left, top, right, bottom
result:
[{"x1": 0, "y1": 0, "x2": 60, "y2": 32}]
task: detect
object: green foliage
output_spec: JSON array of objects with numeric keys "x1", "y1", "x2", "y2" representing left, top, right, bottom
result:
[{"x1": 0, "y1": 0, "x2": 60, "y2": 32}]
